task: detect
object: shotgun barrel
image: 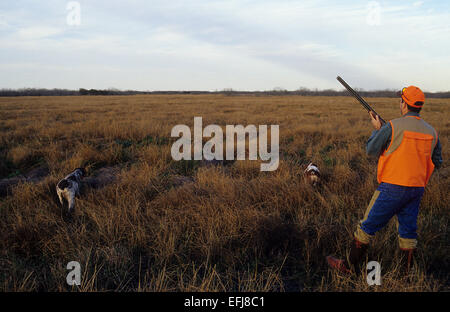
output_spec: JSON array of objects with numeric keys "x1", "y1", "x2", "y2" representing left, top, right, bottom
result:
[{"x1": 336, "y1": 76, "x2": 386, "y2": 125}]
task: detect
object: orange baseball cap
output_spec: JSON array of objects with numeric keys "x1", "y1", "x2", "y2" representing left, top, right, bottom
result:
[{"x1": 398, "y1": 86, "x2": 425, "y2": 108}]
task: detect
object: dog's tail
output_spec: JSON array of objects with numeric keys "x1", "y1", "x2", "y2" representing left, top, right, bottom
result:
[{"x1": 57, "y1": 179, "x2": 70, "y2": 190}]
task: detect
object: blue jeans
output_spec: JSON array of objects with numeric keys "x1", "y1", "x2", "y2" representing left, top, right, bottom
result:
[{"x1": 355, "y1": 182, "x2": 424, "y2": 249}]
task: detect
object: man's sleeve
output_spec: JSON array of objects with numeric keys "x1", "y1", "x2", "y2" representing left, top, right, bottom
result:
[
  {"x1": 432, "y1": 138, "x2": 443, "y2": 169},
  {"x1": 366, "y1": 122, "x2": 392, "y2": 157}
]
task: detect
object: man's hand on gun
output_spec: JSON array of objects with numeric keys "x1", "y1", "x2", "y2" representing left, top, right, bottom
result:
[{"x1": 369, "y1": 111, "x2": 382, "y2": 131}]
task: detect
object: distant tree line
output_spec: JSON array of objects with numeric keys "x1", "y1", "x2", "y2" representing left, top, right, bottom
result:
[
  {"x1": 78, "y1": 88, "x2": 143, "y2": 96},
  {"x1": 228, "y1": 87, "x2": 450, "y2": 98},
  {"x1": 0, "y1": 88, "x2": 79, "y2": 96},
  {"x1": 0, "y1": 87, "x2": 449, "y2": 98}
]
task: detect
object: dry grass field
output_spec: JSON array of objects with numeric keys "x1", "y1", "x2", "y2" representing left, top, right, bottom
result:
[{"x1": 0, "y1": 94, "x2": 448, "y2": 292}]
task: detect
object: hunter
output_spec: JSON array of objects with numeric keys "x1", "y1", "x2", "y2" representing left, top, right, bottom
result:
[{"x1": 327, "y1": 86, "x2": 443, "y2": 275}]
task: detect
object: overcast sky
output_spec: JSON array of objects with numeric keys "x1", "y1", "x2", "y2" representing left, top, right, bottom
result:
[{"x1": 0, "y1": 0, "x2": 449, "y2": 91}]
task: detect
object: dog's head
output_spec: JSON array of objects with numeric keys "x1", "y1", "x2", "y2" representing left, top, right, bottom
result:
[{"x1": 74, "y1": 167, "x2": 86, "y2": 177}]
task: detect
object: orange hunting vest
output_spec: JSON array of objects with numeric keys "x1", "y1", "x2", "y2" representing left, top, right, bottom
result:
[{"x1": 377, "y1": 116, "x2": 438, "y2": 187}]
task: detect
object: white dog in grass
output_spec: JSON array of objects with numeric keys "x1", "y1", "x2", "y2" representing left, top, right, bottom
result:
[{"x1": 304, "y1": 163, "x2": 320, "y2": 186}]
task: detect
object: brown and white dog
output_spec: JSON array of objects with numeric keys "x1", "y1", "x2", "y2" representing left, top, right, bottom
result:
[
  {"x1": 56, "y1": 168, "x2": 86, "y2": 212},
  {"x1": 304, "y1": 163, "x2": 320, "y2": 186}
]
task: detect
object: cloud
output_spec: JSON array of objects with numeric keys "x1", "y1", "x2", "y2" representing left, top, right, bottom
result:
[
  {"x1": 0, "y1": 0, "x2": 449, "y2": 91},
  {"x1": 16, "y1": 26, "x2": 63, "y2": 39}
]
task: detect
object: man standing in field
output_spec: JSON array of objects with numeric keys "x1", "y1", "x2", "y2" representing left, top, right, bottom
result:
[{"x1": 327, "y1": 86, "x2": 443, "y2": 275}]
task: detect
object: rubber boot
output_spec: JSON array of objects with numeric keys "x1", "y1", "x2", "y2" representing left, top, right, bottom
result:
[
  {"x1": 399, "y1": 248, "x2": 415, "y2": 276},
  {"x1": 326, "y1": 255, "x2": 351, "y2": 274},
  {"x1": 348, "y1": 238, "x2": 369, "y2": 273},
  {"x1": 327, "y1": 239, "x2": 368, "y2": 274}
]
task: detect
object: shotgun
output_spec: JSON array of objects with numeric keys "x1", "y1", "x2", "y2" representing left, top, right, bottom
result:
[{"x1": 336, "y1": 76, "x2": 386, "y2": 125}]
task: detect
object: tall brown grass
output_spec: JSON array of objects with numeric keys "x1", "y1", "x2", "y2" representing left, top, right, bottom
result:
[{"x1": 0, "y1": 94, "x2": 448, "y2": 291}]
